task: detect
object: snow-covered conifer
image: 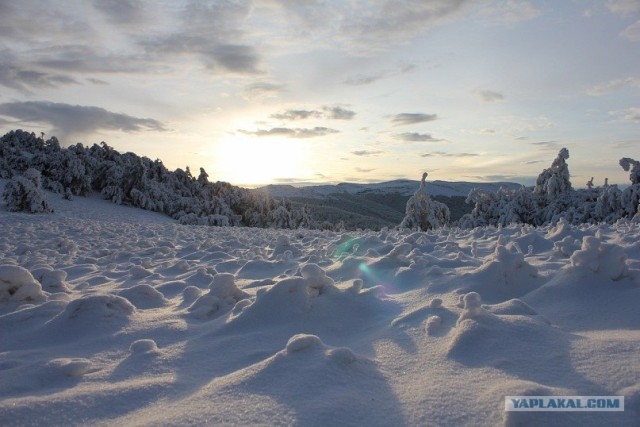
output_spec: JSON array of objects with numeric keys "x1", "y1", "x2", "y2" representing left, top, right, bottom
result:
[
  {"x1": 534, "y1": 147, "x2": 572, "y2": 202},
  {"x1": 400, "y1": 172, "x2": 450, "y2": 230},
  {"x1": 2, "y1": 168, "x2": 53, "y2": 213}
]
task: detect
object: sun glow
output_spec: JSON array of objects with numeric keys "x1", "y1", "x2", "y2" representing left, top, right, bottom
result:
[{"x1": 213, "y1": 136, "x2": 309, "y2": 187}]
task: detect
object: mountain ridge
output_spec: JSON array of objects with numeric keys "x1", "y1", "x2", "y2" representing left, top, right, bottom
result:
[{"x1": 258, "y1": 179, "x2": 524, "y2": 199}]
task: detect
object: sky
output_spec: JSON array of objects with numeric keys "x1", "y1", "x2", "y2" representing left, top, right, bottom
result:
[{"x1": 0, "y1": 0, "x2": 639, "y2": 188}]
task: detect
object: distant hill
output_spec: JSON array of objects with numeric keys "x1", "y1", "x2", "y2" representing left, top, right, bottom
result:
[{"x1": 257, "y1": 179, "x2": 523, "y2": 230}]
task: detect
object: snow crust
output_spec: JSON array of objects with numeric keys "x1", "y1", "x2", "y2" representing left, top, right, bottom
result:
[{"x1": 1, "y1": 181, "x2": 639, "y2": 426}]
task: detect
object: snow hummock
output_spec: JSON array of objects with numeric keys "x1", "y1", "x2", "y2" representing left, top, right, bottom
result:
[{"x1": 1, "y1": 180, "x2": 639, "y2": 426}]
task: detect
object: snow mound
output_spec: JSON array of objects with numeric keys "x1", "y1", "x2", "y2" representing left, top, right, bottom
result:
[
  {"x1": 34, "y1": 268, "x2": 71, "y2": 293},
  {"x1": 118, "y1": 284, "x2": 168, "y2": 309},
  {"x1": 449, "y1": 293, "x2": 572, "y2": 384},
  {"x1": 461, "y1": 243, "x2": 540, "y2": 303},
  {"x1": 456, "y1": 292, "x2": 495, "y2": 325},
  {"x1": 187, "y1": 273, "x2": 249, "y2": 319},
  {"x1": 236, "y1": 259, "x2": 294, "y2": 280},
  {"x1": 285, "y1": 333, "x2": 324, "y2": 353},
  {"x1": 0, "y1": 264, "x2": 45, "y2": 302},
  {"x1": 197, "y1": 333, "x2": 407, "y2": 427},
  {"x1": 56, "y1": 294, "x2": 135, "y2": 321},
  {"x1": 222, "y1": 264, "x2": 398, "y2": 344},
  {"x1": 569, "y1": 236, "x2": 629, "y2": 280},
  {"x1": 46, "y1": 358, "x2": 94, "y2": 378},
  {"x1": 285, "y1": 334, "x2": 358, "y2": 364},
  {"x1": 425, "y1": 315, "x2": 443, "y2": 335},
  {"x1": 129, "y1": 339, "x2": 160, "y2": 355},
  {"x1": 484, "y1": 298, "x2": 538, "y2": 316}
]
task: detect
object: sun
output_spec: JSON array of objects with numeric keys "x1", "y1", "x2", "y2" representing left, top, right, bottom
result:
[{"x1": 213, "y1": 135, "x2": 309, "y2": 187}]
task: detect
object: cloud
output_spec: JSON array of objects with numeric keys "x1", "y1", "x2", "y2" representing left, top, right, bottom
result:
[
  {"x1": 390, "y1": 113, "x2": 438, "y2": 126},
  {"x1": 242, "y1": 82, "x2": 286, "y2": 100},
  {"x1": 344, "y1": 72, "x2": 387, "y2": 86},
  {"x1": 271, "y1": 110, "x2": 321, "y2": 121},
  {"x1": 238, "y1": 127, "x2": 339, "y2": 138},
  {"x1": 356, "y1": 167, "x2": 376, "y2": 173},
  {"x1": 610, "y1": 107, "x2": 640, "y2": 122},
  {"x1": 87, "y1": 78, "x2": 109, "y2": 86},
  {"x1": 324, "y1": 106, "x2": 356, "y2": 120},
  {"x1": 92, "y1": 0, "x2": 145, "y2": 25},
  {"x1": 464, "y1": 174, "x2": 536, "y2": 185},
  {"x1": 273, "y1": 177, "x2": 315, "y2": 184},
  {"x1": 606, "y1": 0, "x2": 640, "y2": 15},
  {"x1": 0, "y1": 101, "x2": 166, "y2": 137},
  {"x1": 338, "y1": 0, "x2": 473, "y2": 51},
  {"x1": 480, "y1": 0, "x2": 541, "y2": 24},
  {"x1": 271, "y1": 106, "x2": 356, "y2": 121},
  {"x1": 530, "y1": 140, "x2": 560, "y2": 150},
  {"x1": 0, "y1": 62, "x2": 80, "y2": 92},
  {"x1": 202, "y1": 44, "x2": 261, "y2": 74},
  {"x1": 621, "y1": 20, "x2": 640, "y2": 41},
  {"x1": 343, "y1": 63, "x2": 417, "y2": 85},
  {"x1": 421, "y1": 151, "x2": 478, "y2": 158},
  {"x1": 587, "y1": 77, "x2": 640, "y2": 95},
  {"x1": 476, "y1": 89, "x2": 505, "y2": 102},
  {"x1": 394, "y1": 132, "x2": 442, "y2": 142},
  {"x1": 524, "y1": 160, "x2": 544, "y2": 165},
  {"x1": 0, "y1": 1, "x2": 261, "y2": 82},
  {"x1": 351, "y1": 150, "x2": 385, "y2": 156},
  {"x1": 480, "y1": 128, "x2": 496, "y2": 134}
]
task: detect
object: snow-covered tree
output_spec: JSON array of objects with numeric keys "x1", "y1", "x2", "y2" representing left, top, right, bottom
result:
[
  {"x1": 534, "y1": 147, "x2": 572, "y2": 202},
  {"x1": 2, "y1": 168, "x2": 53, "y2": 213},
  {"x1": 399, "y1": 172, "x2": 450, "y2": 230},
  {"x1": 0, "y1": 129, "x2": 313, "y2": 229},
  {"x1": 620, "y1": 157, "x2": 640, "y2": 218}
]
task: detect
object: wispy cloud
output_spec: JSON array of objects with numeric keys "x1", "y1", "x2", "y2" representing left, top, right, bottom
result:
[
  {"x1": 92, "y1": 0, "x2": 145, "y2": 25},
  {"x1": 87, "y1": 78, "x2": 109, "y2": 86},
  {"x1": 343, "y1": 62, "x2": 416, "y2": 86},
  {"x1": 530, "y1": 140, "x2": 560, "y2": 150},
  {"x1": 421, "y1": 151, "x2": 477, "y2": 158},
  {"x1": 271, "y1": 106, "x2": 356, "y2": 121},
  {"x1": 271, "y1": 110, "x2": 321, "y2": 121},
  {"x1": 464, "y1": 174, "x2": 536, "y2": 185},
  {"x1": 338, "y1": 0, "x2": 473, "y2": 52},
  {"x1": 587, "y1": 77, "x2": 640, "y2": 95},
  {"x1": 238, "y1": 127, "x2": 339, "y2": 138},
  {"x1": 390, "y1": 113, "x2": 438, "y2": 126},
  {"x1": 480, "y1": 1, "x2": 541, "y2": 24},
  {"x1": 606, "y1": 0, "x2": 640, "y2": 16},
  {"x1": 621, "y1": 20, "x2": 640, "y2": 41},
  {"x1": 242, "y1": 82, "x2": 286, "y2": 100},
  {"x1": 0, "y1": 61, "x2": 80, "y2": 92},
  {"x1": 344, "y1": 71, "x2": 388, "y2": 86},
  {"x1": 610, "y1": 107, "x2": 640, "y2": 122},
  {"x1": 394, "y1": 132, "x2": 442, "y2": 142},
  {"x1": 351, "y1": 150, "x2": 385, "y2": 156},
  {"x1": 0, "y1": 101, "x2": 166, "y2": 137},
  {"x1": 356, "y1": 167, "x2": 376, "y2": 173},
  {"x1": 324, "y1": 106, "x2": 356, "y2": 120},
  {"x1": 476, "y1": 89, "x2": 505, "y2": 102}
]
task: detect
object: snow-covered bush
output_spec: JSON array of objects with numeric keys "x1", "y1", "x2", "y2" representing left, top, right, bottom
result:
[
  {"x1": 0, "y1": 264, "x2": 46, "y2": 302},
  {"x1": 399, "y1": 172, "x2": 450, "y2": 230},
  {"x1": 0, "y1": 129, "x2": 309, "y2": 229},
  {"x1": 459, "y1": 149, "x2": 640, "y2": 227},
  {"x1": 2, "y1": 168, "x2": 53, "y2": 213},
  {"x1": 620, "y1": 158, "x2": 640, "y2": 219}
]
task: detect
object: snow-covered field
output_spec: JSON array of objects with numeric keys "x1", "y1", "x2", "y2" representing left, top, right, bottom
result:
[{"x1": 1, "y1": 185, "x2": 639, "y2": 426}]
